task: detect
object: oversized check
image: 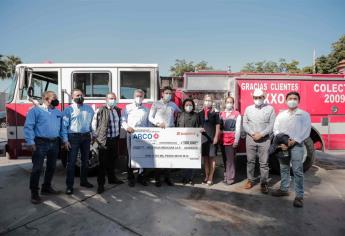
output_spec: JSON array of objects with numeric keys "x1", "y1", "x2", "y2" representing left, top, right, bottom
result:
[{"x1": 130, "y1": 127, "x2": 202, "y2": 169}]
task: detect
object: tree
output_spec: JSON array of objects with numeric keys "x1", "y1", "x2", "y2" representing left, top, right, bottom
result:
[
  {"x1": 195, "y1": 60, "x2": 213, "y2": 71},
  {"x1": 241, "y1": 62, "x2": 256, "y2": 72},
  {"x1": 0, "y1": 55, "x2": 7, "y2": 79},
  {"x1": 170, "y1": 59, "x2": 213, "y2": 76},
  {"x1": 0, "y1": 54, "x2": 22, "y2": 79},
  {"x1": 241, "y1": 58, "x2": 302, "y2": 73},
  {"x1": 5, "y1": 55, "x2": 22, "y2": 78},
  {"x1": 316, "y1": 35, "x2": 345, "y2": 73}
]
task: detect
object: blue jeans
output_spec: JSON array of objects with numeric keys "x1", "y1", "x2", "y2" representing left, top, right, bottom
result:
[
  {"x1": 66, "y1": 133, "x2": 91, "y2": 188},
  {"x1": 279, "y1": 144, "x2": 304, "y2": 198},
  {"x1": 30, "y1": 138, "x2": 59, "y2": 192}
]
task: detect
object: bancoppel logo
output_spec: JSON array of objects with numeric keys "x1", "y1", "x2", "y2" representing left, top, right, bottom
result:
[{"x1": 133, "y1": 133, "x2": 159, "y2": 139}]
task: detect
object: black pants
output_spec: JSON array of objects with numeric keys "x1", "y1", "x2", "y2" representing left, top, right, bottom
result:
[
  {"x1": 155, "y1": 169, "x2": 171, "y2": 182},
  {"x1": 66, "y1": 133, "x2": 91, "y2": 188},
  {"x1": 30, "y1": 138, "x2": 59, "y2": 193},
  {"x1": 97, "y1": 137, "x2": 118, "y2": 186}
]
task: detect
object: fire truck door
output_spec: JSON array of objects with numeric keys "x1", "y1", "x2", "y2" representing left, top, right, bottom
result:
[{"x1": 328, "y1": 115, "x2": 345, "y2": 150}]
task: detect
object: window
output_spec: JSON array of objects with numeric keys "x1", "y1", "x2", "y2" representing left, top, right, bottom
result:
[
  {"x1": 120, "y1": 71, "x2": 151, "y2": 99},
  {"x1": 20, "y1": 71, "x2": 58, "y2": 100},
  {"x1": 72, "y1": 72, "x2": 110, "y2": 97}
]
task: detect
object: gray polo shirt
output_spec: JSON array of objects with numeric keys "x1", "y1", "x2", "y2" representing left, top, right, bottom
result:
[{"x1": 243, "y1": 103, "x2": 276, "y2": 137}]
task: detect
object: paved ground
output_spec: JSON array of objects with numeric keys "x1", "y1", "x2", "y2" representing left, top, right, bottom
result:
[{"x1": 0, "y1": 151, "x2": 345, "y2": 236}]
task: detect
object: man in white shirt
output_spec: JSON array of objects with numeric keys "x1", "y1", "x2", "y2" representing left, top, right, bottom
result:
[
  {"x1": 121, "y1": 89, "x2": 150, "y2": 187},
  {"x1": 271, "y1": 91, "x2": 311, "y2": 208},
  {"x1": 149, "y1": 86, "x2": 181, "y2": 187}
]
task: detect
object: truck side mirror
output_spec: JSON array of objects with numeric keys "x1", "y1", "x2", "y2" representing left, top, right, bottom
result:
[{"x1": 28, "y1": 86, "x2": 34, "y2": 98}]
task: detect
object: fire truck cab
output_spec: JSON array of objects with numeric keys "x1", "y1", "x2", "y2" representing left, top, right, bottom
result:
[{"x1": 6, "y1": 63, "x2": 159, "y2": 171}]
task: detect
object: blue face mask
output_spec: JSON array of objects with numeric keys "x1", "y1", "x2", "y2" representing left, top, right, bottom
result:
[
  {"x1": 107, "y1": 99, "x2": 117, "y2": 108},
  {"x1": 163, "y1": 94, "x2": 172, "y2": 102}
]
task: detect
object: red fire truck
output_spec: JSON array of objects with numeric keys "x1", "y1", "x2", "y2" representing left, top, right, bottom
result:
[
  {"x1": 5, "y1": 64, "x2": 345, "y2": 173},
  {"x1": 5, "y1": 63, "x2": 159, "y2": 171},
  {"x1": 174, "y1": 71, "x2": 345, "y2": 172}
]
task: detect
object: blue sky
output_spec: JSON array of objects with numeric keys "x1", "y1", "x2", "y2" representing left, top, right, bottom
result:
[{"x1": 1, "y1": 0, "x2": 344, "y2": 84}]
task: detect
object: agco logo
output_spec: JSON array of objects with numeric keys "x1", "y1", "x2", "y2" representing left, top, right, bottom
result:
[{"x1": 133, "y1": 133, "x2": 159, "y2": 139}]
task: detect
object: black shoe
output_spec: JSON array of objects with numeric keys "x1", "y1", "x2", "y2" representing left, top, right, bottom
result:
[
  {"x1": 31, "y1": 193, "x2": 42, "y2": 204},
  {"x1": 109, "y1": 179, "x2": 124, "y2": 185},
  {"x1": 293, "y1": 197, "x2": 304, "y2": 208},
  {"x1": 155, "y1": 180, "x2": 162, "y2": 187},
  {"x1": 65, "y1": 188, "x2": 73, "y2": 195},
  {"x1": 97, "y1": 185, "x2": 105, "y2": 194},
  {"x1": 137, "y1": 177, "x2": 148, "y2": 186},
  {"x1": 189, "y1": 179, "x2": 194, "y2": 186},
  {"x1": 164, "y1": 178, "x2": 174, "y2": 186},
  {"x1": 128, "y1": 179, "x2": 135, "y2": 187},
  {"x1": 80, "y1": 182, "x2": 94, "y2": 188},
  {"x1": 271, "y1": 189, "x2": 290, "y2": 197},
  {"x1": 261, "y1": 183, "x2": 269, "y2": 194},
  {"x1": 41, "y1": 186, "x2": 59, "y2": 195}
]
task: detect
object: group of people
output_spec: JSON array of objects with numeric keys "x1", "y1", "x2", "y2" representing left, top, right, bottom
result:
[{"x1": 24, "y1": 86, "x2": 311, "y2": 208}]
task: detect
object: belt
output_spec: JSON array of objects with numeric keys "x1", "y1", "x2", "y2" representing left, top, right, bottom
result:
[
  {"x1": 69, "y1": 132, "x2": 90, "y2": 137},
  {"x1": 35, "y1": 137, "x2": 59, "y2": 142}
]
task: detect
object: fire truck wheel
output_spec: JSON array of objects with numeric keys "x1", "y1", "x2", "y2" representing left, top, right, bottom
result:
[
  {"x1": 74, "y1": 150, "x2": 99, "y2": 177},
  {"x1": 269, "y1": 155, "x2": 280, "y2": 174},
  {"x1": 269, "y1": 137, "x2": 315, "y2": 174},
  {"x1": 303, "y1": 137, "x2": 315, "y2": 172}
]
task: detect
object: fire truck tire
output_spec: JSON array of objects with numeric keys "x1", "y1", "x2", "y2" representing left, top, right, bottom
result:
[
  {"x1": 269, "y1": 137, "x2": 315, "y2": 174},
  {"x1": 74, "y1": 150, "x2": 99, "y2": 177},
  {"x1": 268, "y1": 155, "x2": 280, "y2": 174},
  {"x1": 303, "y1": 137, "x2": 315, "y2": 172}
]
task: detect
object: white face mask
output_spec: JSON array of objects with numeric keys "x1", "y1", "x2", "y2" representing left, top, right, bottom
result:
[
  {"x1": 254, "y1": 99, "x2": 264, "y2": 106},
  {"x1": 135, "y1": 97, "x2": 143, "y2": 105},
  {"x1": 204, "y1": 100, "x2": 212, "y2": 108},
  {"x1": 185, "y1": 105, "x2": 193, "y2": 113},
  {"x1": 287, "y1": 100, "x2": 298, "y2": 109},
  {"x1": 225, "y1": 103, "x2": 233, "y2": 110}
]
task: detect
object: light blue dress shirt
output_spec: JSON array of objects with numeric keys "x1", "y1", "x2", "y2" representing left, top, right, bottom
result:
[
  {"x1": 61, "y1": 103, "x2": 94, "y2": 142},
  {"x1": 24, "y1": 104, "x2": 62, "y2": 145}
]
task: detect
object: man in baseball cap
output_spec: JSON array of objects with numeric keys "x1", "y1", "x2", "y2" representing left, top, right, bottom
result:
[{"x1": 242, "y1": 88, "x2": 276, "y2": 194}]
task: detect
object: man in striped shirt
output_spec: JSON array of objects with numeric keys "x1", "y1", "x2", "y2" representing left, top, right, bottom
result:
[{"x1": 92, "y1": 92, "x2": 124, "y2": 194}]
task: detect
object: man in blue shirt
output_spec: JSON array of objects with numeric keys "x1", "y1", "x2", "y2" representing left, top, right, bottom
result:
[
  {"x1": 24, "y1": 91, "x2": 62, "y2": 204},
  {"x1": 62, "y1": 89, "x2": 94, "y2": 194}
]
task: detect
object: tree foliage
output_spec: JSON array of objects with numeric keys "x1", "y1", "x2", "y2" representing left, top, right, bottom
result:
[
  {"x1": 316, "y1": 35, "x2": 345, "y2": 73},
  {"x1": 241, "y1": 58, "x2": 304, "y2": 73},
  {"x1": 170, "y1": 59, "x2": 213, "y2": 76},
  {"x1": 0, "y1": 54, "x2": 22, "y2": 79}
]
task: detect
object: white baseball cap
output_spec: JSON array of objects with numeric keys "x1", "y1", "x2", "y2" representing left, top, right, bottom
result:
[{"x1": 253, "y1": 88, "x2": 265, "y2": 97}]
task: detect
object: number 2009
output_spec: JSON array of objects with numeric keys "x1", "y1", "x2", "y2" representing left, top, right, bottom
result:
[{"x1": 324, "y1": 94, "x2": 345, "y2": 103}]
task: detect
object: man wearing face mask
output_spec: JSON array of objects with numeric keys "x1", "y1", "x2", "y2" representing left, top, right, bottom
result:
[
  {"x1": 243, "y1": 88, "x2": 276, "y2": 193},
  {"x1": 271, "y1": 91, "x2": 311, "y2": 208},
  {"x1": 24, "y1": 91, "x2": 62, "y2": 204},
  {"x1": 149, "y1": 86, "x2": 181, "y2": 187},
  {"x1": 92, "y1": 92, "x2": 124, "y2": 194},
  {"x1": 121, "y1": 89, "x2": 149, "y2": 187},
  {"x1": 62, "y1": 89, "x2": 95, "y2": 195}
]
